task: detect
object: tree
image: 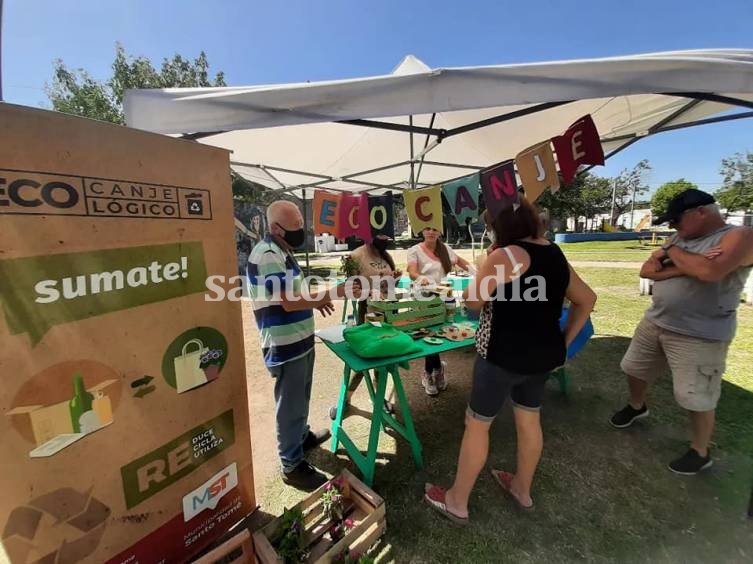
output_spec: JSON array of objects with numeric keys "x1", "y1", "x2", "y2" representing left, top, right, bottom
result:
[
  {"x1": 45, "y1": 43, "x2": 226, "y2": 125},
  {"x1": 715, "y1": 151, "x2": 753, "y2": 212},
  {"x1": 651, "y1": 179, "x2": 698, "y2": 217},
  {"x1": 538, "y1": 171, "x2": 612, "y2": 232},
  {"x1": 609, "y1": 159, "x2": 652, "y2": 226}
]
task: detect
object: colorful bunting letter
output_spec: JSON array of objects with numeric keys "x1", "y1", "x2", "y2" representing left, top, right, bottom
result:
[
  {"x1": 552, "y1": 114, "x2": 604, "y2": 184},
  {"x1": 515, "y1": 141, "x2": 560, "y2": 202},
  {"x1": 404, "y1": 185, "x2": 443, "y2": 235},
  {"x1": 313, "y1": 190, "x2": 341, "y2": 236},
  {"x1": 441, "y1": 173, "x2": 480, "y2": 225},
  {"x1": 367, "y1": 193, "x2": 395, "y2": 238},
  {"x1": 480, "y1": 160, "x2": 519, "y2": 220},
  {"x1": 338, "y1": 192, "x2": 372, "y2": 242}
]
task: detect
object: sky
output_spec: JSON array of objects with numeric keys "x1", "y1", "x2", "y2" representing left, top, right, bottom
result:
[{"x1": 3, "y1": 0, "x2": 753, "y2": 194}]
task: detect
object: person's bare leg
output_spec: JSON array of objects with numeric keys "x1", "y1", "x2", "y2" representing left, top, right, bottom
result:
[
  {"x1": 444, "y1": 414, "x2": 492, "y2": 518},
  {"x1": 509, "y1": 406, "x2": 542, "y2": 507},
  {"x1": 628, "y1": 375, "x2": 649, "y2": 409},
  {"x1": 689, "y1": 409, "x2": 715, "y2": 457}
]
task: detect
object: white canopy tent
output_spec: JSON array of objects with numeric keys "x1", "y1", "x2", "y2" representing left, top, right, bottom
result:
[{"x1": 124, "y1": 49, "x2": 753, "y2": 200}]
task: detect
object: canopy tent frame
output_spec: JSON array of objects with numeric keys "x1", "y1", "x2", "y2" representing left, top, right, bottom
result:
[
  {"x1": 212, "y1": 91, "x2": 753, "y2": 201},
  {"x1": 227, "y1": 102, "x2": 753, "y2": 201},
  {"x1": 227, "y1": 91, "x2": 753, "y2": 274}
]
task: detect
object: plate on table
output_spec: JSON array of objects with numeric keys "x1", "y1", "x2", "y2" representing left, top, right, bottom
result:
[{"x1": 424, "y1": 337, "x2": 443, "y2": 345}]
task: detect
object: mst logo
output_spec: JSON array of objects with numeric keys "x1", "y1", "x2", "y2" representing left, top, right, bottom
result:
[{"x1": 182, "y1": 462, "x2": 238, "y2": 522}]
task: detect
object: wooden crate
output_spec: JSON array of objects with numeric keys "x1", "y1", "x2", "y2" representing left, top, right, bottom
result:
[
  {"x1": 253, "y1": 470, "x2": 386, "y2": 564},
  {"x1": 367, "y1": 295, "x2": 446, "y2": 332}
]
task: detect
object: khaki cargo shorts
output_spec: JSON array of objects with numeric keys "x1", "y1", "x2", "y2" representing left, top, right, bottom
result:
[{"x1": 620, "y1": 317, "x2": 729, "y2": 412}]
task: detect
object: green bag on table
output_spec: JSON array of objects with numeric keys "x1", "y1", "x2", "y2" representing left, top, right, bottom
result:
[{"x1": 343, "y1": 322, "x2": 421, "y2": 358}]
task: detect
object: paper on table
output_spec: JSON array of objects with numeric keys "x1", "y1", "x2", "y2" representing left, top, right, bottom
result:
[{"x1": 315, "y1": 324, "x2": 345, "y2": 343}]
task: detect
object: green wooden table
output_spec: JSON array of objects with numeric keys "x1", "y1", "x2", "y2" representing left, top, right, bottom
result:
[
  {"x1": 397, "y1": 274, "x2": 473, "y2": 292},
  {"x1": 321, "y1": 321, "x2": 477, "y2": 486}
]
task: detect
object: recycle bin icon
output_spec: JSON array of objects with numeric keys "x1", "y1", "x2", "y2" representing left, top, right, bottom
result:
[{"x1": 184, "y1": 193, "x2": 205, "y2": 216}]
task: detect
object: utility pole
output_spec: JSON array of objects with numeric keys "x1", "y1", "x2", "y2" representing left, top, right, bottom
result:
[
  {"x1": 609, "y1": 178, "x2": 617, "y2": 227},
  {"x1": 629, "y1": 180, "x2": 637, "y2": 230}
]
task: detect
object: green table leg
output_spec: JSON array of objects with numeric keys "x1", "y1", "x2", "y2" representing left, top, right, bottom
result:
[
  {"x1": 362, "y1": 368, "x2": 377, "y2": 403},
  {"x1": 362, "y1": 367, "x2": 389, "y2": 486},
  {"x1": 331, "y1": 364, "x2": 352, "y2": 451},
  {"x1": 388, "y1": 365, "x2": 423, "y2": 469}
]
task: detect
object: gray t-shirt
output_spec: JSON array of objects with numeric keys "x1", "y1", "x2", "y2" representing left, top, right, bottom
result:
[{"x1": 646, "y1": 225, "x2": 752, "y2": 341}]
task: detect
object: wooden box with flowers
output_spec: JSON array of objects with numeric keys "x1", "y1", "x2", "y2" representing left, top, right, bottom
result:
[{"x1": 253, "y1": 470, "x2": 386, "y2": 564}]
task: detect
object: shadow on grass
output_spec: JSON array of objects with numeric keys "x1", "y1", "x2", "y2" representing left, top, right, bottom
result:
[
  {"x1": 254, "y1": 334, "x2": 753, "y2": 563},
  {"x1": 372, "y1": 336, "x2": 753, "y2": 563}
]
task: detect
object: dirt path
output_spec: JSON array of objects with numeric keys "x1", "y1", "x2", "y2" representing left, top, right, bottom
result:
[{"x1": 301, "y1": 249, "x2": 644, "y2": 271}]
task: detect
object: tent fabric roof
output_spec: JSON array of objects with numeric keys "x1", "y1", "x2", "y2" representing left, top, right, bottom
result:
[{"x1": 124, "y1": 50, "x2": 753, "y2": 198}]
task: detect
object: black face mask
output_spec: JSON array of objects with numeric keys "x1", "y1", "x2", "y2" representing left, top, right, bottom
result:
[
  {"x1": 277, "y1": 224, "x2": 305, "y2": 249},
  {"x1": 372, "y1": 238, "x2": 389, "y2": 252}
]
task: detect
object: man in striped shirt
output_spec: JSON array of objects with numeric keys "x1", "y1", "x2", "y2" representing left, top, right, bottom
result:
[{"x1": 248, "y1": 201, "x2": 352, "y2": 490}]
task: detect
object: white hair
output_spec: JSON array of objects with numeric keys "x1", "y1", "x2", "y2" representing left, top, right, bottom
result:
[{"x1": 267, "y1": 200, "x2": 299, "y2": 226}]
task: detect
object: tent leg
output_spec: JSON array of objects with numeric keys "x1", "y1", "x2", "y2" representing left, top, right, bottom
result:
[
  {"x1": 302, "y1": 188, "x2": 310, "y2": 276},
  {"x1": 409, "y1": 115, "x2": 415, "y2": 190}
]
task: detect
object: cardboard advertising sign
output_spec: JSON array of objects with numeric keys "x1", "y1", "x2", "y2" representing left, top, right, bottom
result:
[{"x1": 0, "y1": 104, "x2": 255, "y2": 563}]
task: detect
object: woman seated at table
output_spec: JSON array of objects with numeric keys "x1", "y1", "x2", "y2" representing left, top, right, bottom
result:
[
  {"x1": 407, "y1": 226, "x2": 474, "y2": 396},
  {"x1": 424, "y1": 197, "x2": 596, "y2": 521},
  {"x1": 330, "y1": 234, "x2": 402, "y2": 418}
]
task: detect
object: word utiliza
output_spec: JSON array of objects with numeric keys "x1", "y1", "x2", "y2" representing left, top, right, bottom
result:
[{"x1": 35, "y1": 257, "x2": 189, "y2": 304}]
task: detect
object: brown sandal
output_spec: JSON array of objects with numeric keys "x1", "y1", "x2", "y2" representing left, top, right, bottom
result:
[
  {"x1": 491, "y1": 469, "x2": 534, "y2": 511},
  {"x1": 424, "y1": 484, "x2": 469, "y2": 525}
]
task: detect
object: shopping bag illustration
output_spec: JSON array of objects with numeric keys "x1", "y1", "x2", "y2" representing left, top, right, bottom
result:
[{"x1": 174, "y1": 339, "x2": 209, "y2": 393}]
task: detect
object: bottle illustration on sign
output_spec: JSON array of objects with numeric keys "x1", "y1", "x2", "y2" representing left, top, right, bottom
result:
[
  {"x1": 7, "y1": 371, "x2": 117, "y2": 458},
  {"x1": 69, "y1": 373, "x2": 94, "y2": 433}
]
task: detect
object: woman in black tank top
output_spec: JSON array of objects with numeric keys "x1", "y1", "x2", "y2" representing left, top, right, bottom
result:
[{"x1": 425, "y1": 198, "x2": 596, "y2": 523}]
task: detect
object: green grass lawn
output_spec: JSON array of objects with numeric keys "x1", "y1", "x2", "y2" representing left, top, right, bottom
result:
[
  {"x1": 559, "y1": 240, "x2": 656, "y2": 263},
  {"x1": 259, "y1": 267, "x2": 753, "y2": 563}
]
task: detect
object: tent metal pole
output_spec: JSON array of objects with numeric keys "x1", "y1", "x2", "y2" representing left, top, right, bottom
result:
[
  {"x1": 340, "y1": 118, "x2": 444, "y2": 137},
  {"x1": 341, "y1": 160, "x2": 411, "y2": 180},
  {"x1": 443, "y1": 100, "x2": 574, "y2": 138},
  {"x1": 414, "y1": 113, "x2": 437, "y2": 187},
  {"x1": 420, "y1": 160, "x2": 485, "y2": 170},
  {"x1": 409, "y1": 116, "x2": 415, "y2": 190},
  {"x1": 670, "y1": 92, "x2": 753, "y2": 111},
  {"x1": 258, "y1": 167, "x2": 288, "y2": 191},
  {"x1": 600, "y1": 110, "x2": 753, "y2": 144},
  {"x1": 302, "y1": 188, "x2": 310, "y2": 276},
  {"x1": 579, "y1": 98, "x2": 704, "y2": 177},
  {"x1": 231, "y1": 160, "x2": 333, "y2": 180}
]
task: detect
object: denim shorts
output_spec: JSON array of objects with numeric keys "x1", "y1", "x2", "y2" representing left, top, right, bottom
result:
[{"x1": 467, "y1": 354, "x2": 549, "y2": 421}]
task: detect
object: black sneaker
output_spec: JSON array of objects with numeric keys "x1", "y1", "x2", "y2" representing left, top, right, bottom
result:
[
  {"x1": 302, "y1": 428, "x2": 331, "y2": 451},
  {"x1": 281, "y1": 461, "x2": 328, "y2": 491},
  {"x1": 610, "y1": 404, "x2": 649, "y2": 428},
  {"x1": 669, "y1": 448, "x2": 713, "y2": 475}
]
